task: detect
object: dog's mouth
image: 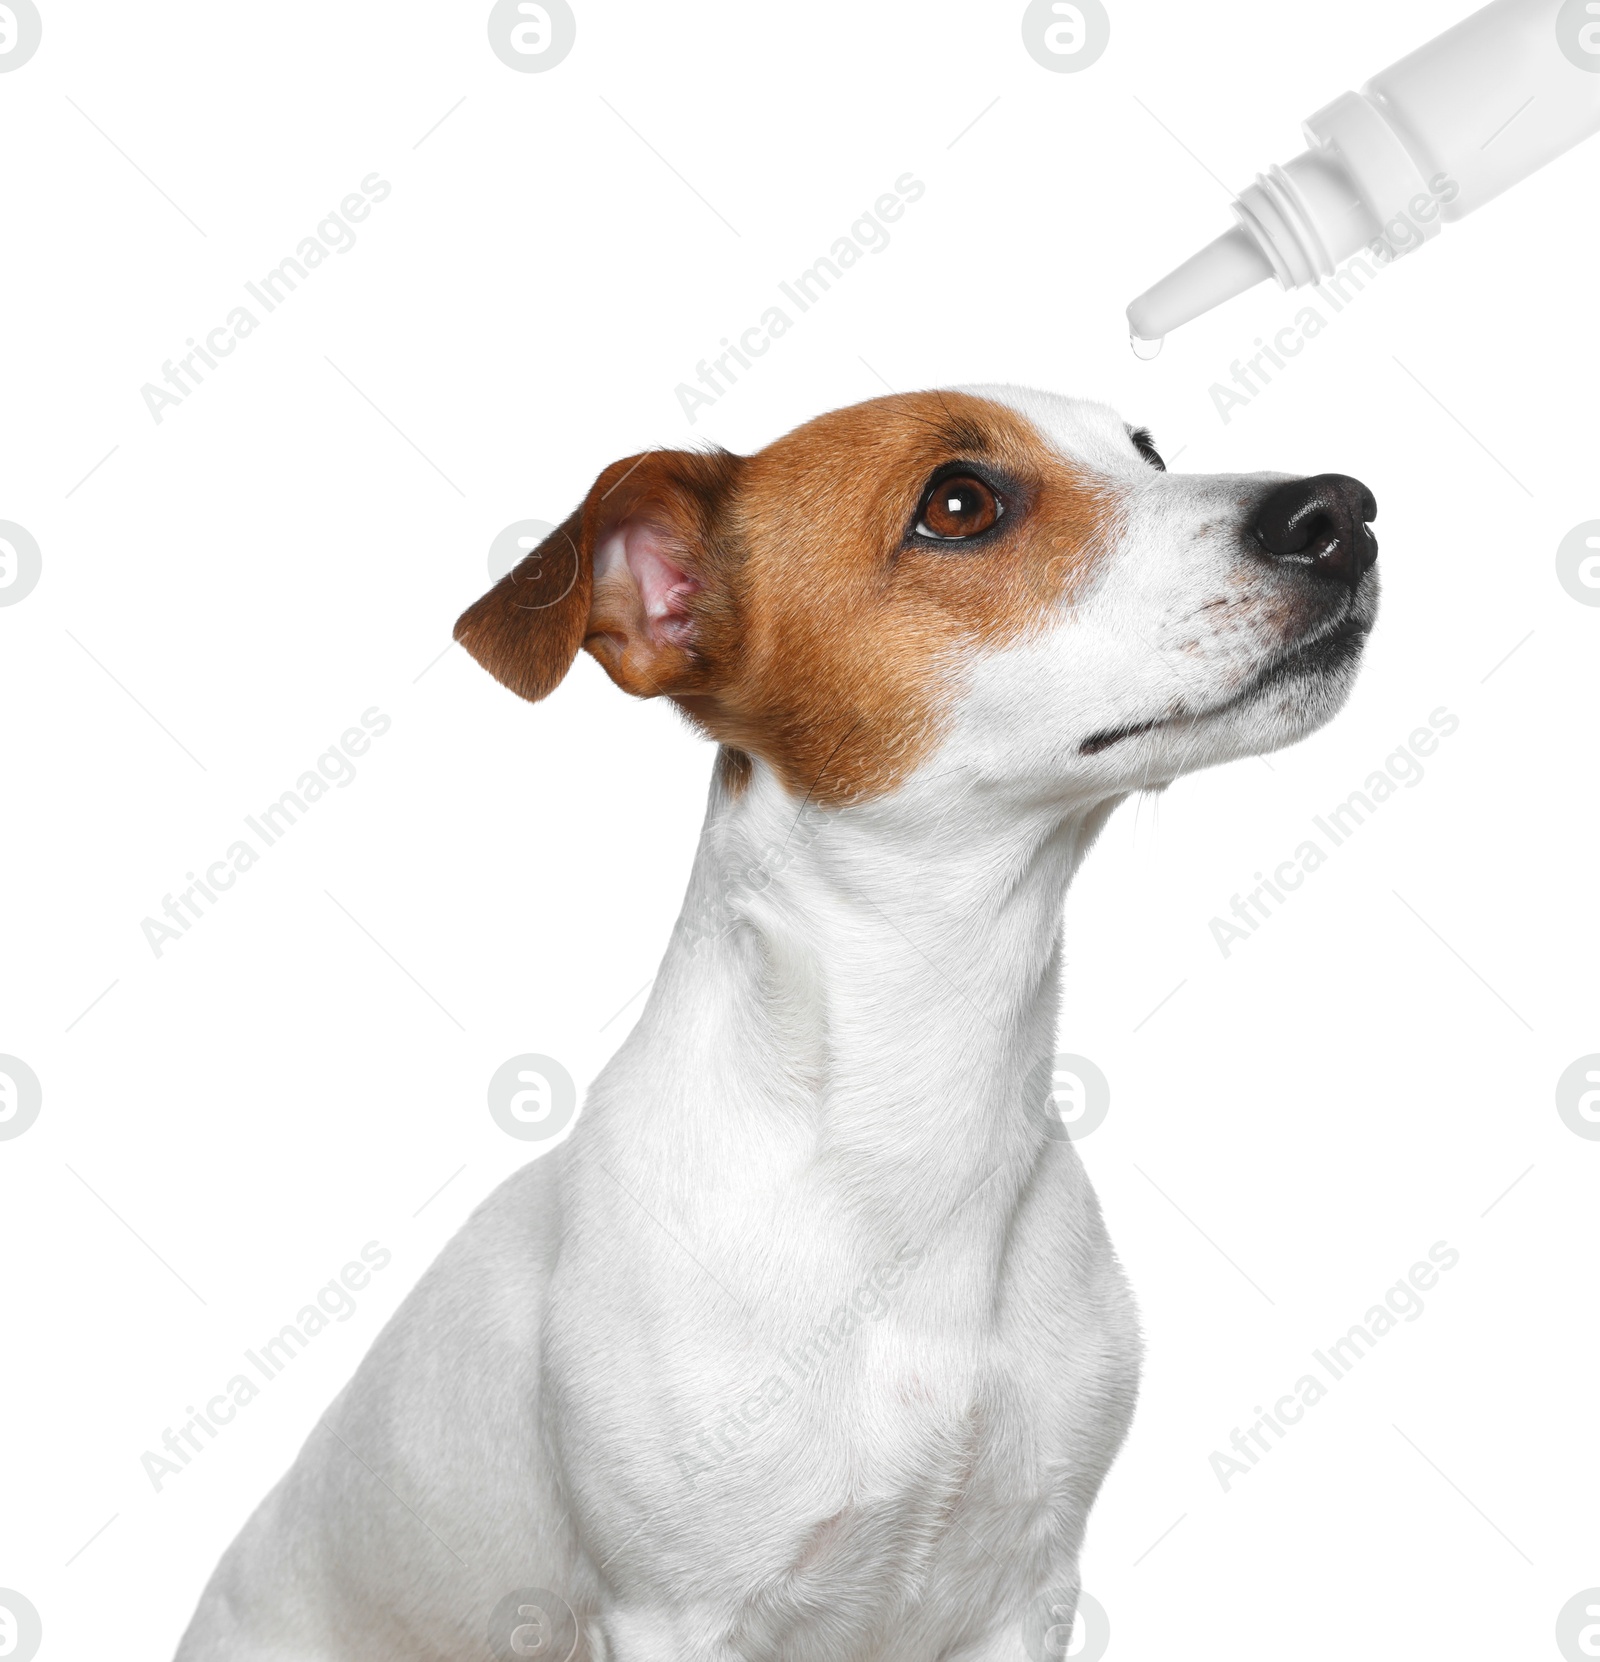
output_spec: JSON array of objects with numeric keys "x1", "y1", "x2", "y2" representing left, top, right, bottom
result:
[{"x1": 1079, "y1": 614, "x2": 1369, "y2": 756}]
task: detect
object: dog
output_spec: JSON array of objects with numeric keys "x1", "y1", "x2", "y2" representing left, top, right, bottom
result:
[{"x1": 175, "y1": 386, "x2": 1377, "y2": 1661}]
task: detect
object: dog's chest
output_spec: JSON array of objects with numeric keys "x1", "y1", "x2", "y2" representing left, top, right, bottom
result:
[
  {"x1": 767, "y1": 1328, "x2": 1060, "y2": 1597},
  {"x1": 551, "y1": 1252, "x2": 1121, "y2": 1660},
  {"x1": 543, "y1": 1128, "x2": 1139, "y2": 1659}
]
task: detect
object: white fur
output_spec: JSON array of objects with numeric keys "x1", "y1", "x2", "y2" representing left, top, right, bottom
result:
[{"x1": 175, "y1": 388, "x2": 1372, "y2": 1661}]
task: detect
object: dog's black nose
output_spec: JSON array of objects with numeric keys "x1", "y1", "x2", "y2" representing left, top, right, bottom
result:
[{"x1": 1251, "y1": 474, "x2": 1378, "y2": 588}]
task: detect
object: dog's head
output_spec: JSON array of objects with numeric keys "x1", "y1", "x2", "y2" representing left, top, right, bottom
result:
[{"x1": 456, "y1": 386, "x2": 1377, "y2": 808}]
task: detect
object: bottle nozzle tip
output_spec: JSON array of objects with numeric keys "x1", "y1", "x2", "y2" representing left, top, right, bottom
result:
[{"x1": 1128, "y1": 223, "x2": 1274, "y2": 342}]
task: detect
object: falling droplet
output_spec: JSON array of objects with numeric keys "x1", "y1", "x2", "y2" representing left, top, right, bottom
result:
[{"x1": 1129, "y1": 331, "x2": 1164, "y2": 361}]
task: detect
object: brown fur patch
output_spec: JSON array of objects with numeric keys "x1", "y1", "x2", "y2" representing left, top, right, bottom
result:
[
  {"x1": 456, "y1": 392, "x2": 1113, "y2": 806},
  {"x1": 693, "y1": 392, "x2": 1110, "y2": 804},
  {"x1": 715, "y1": 746, "x2": 753, "y2": 797}
]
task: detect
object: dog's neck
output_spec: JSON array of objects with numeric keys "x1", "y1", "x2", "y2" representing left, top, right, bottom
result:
[{"x1": 621, "y1": 754, "x2": 1118, "y2": 1265}]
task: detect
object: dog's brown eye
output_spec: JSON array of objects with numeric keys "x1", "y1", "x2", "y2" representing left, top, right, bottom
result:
[{"x1": 916, "y1": 476, "x2": 1002, "y2": 541}]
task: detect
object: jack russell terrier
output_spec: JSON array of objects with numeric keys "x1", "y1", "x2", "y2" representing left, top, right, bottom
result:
[{"x1": 176, "y1": 386, "x2": 1377, "y2": 1661}]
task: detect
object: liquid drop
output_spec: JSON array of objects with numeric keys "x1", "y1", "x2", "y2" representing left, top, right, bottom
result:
[{"x1": 1129, "y1": 331, "x2": 1164, "y2": 361}]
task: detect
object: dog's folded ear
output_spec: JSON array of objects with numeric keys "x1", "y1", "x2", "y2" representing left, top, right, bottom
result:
[
  {"x1": 452, "y1": 509, "x2": 592, "y2": 704},
  {"x1": 454, "y1": 449, "x2": 743, "y2": 705}
]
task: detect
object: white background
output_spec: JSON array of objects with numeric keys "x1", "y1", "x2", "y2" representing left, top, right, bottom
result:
[{"x1": 3, "y1": 1, "x2": 1597, "y2": 1657}]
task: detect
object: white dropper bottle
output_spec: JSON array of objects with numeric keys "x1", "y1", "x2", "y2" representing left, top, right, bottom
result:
[{"x1": 1127, "y1": 0, "x2": 1600, "y2": 347}]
